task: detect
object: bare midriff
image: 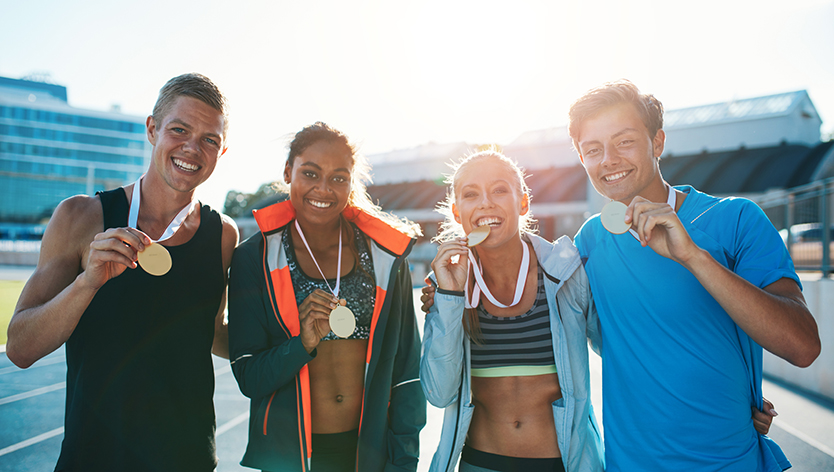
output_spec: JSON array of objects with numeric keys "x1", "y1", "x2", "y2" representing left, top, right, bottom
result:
[
  {"x1": 469, "y1": 373, "x2": 563, "y2": 458},
  {"x1": 308, "y1": 338, "x2": 368, "y2": 433}
]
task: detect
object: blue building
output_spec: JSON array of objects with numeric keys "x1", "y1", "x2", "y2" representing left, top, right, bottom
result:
[{"x1": 0, "y1": 76, "x2": 150, "y2": 241}]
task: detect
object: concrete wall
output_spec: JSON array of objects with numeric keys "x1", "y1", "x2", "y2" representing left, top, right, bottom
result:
[{"x1": 764, "y1": 277, "x2": 834, "y2": 401}]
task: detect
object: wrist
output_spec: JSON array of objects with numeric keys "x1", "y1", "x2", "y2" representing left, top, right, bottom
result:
[
  {"x1": 680, "y1": 246, "x2": 712, "y2": 273},
  {"x1": 74, "y1": 272, "x2": 101, "y2": 296}
]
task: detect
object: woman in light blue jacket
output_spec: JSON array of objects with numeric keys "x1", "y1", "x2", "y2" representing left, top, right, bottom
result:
[{"x1": 421, "y1": 150, "x2": 604, "y2": 472}]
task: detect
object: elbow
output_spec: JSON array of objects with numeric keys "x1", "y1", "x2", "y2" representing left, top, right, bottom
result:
[
  {"x1": 6, "y1": 343, "x2": 35, "y2": 369},
  {"x1": 790, "y1": 338, "x2": 821, "y2": 368}
]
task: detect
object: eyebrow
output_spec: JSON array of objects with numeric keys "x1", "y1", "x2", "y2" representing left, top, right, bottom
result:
[
  {"x1": 298, "y1": 161, "x2": 350, "y2": 173},
  {"x1": 611, "y1": 127, "x2": 639, "y2": 140},
  {"x1": 579, "y1": 127, "x2": 639, "y2": 148},
  {"x1": 460, "y1": 179, "x2": 511, "y2": 190},
  {"x1": 169, "y1": 118, "x2": 222, "y2": 142}
]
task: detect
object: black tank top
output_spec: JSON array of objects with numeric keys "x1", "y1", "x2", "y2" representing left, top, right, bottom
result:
[{"x1": 56, "y1": 188, "x2": 224, "y2": 472}]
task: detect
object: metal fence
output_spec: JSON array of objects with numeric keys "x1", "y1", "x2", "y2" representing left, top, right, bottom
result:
[{"x1": 757, "y1": 177, "x2": 833, "y2": 277}]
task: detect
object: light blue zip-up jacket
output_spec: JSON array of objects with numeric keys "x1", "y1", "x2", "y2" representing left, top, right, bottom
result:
[{"x1": 420, "y1": 234, "x2": 605, "y2": 472}]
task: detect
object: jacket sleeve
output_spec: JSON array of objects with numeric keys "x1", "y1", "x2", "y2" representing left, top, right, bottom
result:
[
  {"x1": 420, "y1": 282, "x2": 466, "y2": 409},
  {"x1": 385, "y1": 262, "x2": 427, "y2": 472},
  {"x1": 578, "y1": 263, "x2": 602, "y2": 356},
  {"x1": 227, "y1": 237, "x2": 314, "y2": 399}
]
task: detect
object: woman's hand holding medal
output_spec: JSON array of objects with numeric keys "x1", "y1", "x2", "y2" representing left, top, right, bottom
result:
[
  {"x1": 431, "y1": 239, "x2": 470, "y2": 293},
  {"x1": 298, "y1": 289, "x2": 345, "y2": 354}
]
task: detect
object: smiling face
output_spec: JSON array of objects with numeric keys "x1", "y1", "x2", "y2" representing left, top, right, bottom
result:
[
  {"x1": 284, "y1": 139, "x2": 354, "y2": 228},
  {"x1": 146, "y1": 95, "x2": 226, "y2": 194},
  {"x1": 576, "y1": 102, "x2": 667, "y2": 204},
  {"x1": 452, "y1": 157, "x2": 529, "y2": 249}
]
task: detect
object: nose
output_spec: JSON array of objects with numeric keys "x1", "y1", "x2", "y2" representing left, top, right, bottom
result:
[
  {"x1": 182, "y1": 135, "x2": 200, "y2": 155},
  {"x1": 477, "y1": 192, "x2": 494, "y2": 208},
  {"x1": 601, "y1": 146, "x2": 620, "y2": 166}
]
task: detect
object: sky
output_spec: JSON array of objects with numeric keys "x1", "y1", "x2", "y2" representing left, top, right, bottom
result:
[{"x1": 2, "y1": 0, "x2": 833, "y2": 210}]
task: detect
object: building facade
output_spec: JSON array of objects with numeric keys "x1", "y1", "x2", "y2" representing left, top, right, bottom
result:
[{"x1": 0, "y1": 76, "x2": 150, "y2": 243}]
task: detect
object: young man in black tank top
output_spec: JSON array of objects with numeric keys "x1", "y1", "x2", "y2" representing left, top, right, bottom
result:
[{"x1": 7, "y1": 74, "x2": 239, "y2": 472}]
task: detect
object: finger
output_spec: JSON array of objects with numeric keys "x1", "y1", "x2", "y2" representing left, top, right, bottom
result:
[
  {"x1": 762, "y1": 398, "x2": 777, "y2": 416},
  {"x1": 634, "y1": 206, "x2": 674, "y2": 244},
  {"x1": 89, "y1": 239, "x2": 140, "y2": 268},
  {"x1": 97, "y1": 227, "x2": 151, "y2": 251}
]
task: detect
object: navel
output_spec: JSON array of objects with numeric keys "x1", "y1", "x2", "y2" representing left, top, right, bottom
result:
[{"x1": 335, "y1": 395, "x2": 344, "y2": 403}]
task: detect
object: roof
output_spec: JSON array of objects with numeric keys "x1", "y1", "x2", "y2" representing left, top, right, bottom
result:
[
  {"x1": 660, "y1": 140, "x2": 832, "y2": 195},
  {"x1": 359, "y1": 141, "x2": 833, "y2": 215},
  {"x1": 664, "y1": 90, "x2": 817, "y2": 129}
]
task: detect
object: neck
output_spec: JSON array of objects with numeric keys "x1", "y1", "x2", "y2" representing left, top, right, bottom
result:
[
  {"x1": 295, "y1": 216, "x2": 343, "y2": 250},
  {"x1": 134, "y1": 173, "x2": 196, "y2": 223},
  {"x1": 475, "y1": 235, "x2": 526, "y2": 285},
  {"x1": 628, "y1": 177, "x2": 669, "y2": 205}
]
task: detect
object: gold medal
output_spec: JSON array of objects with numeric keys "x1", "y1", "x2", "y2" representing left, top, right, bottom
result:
[
  {"x1": 329, "y1": 305, "x2": 356, "y2": 338},
  {"x1": 137, "y1": 242, "x2": 172, "y2": 276},
  {"x1": 601, "y1": 201, "x2": 631, "y2": 234},
  {"x1": 467, "y1": 225, "x2": 491, "y2": 247}
]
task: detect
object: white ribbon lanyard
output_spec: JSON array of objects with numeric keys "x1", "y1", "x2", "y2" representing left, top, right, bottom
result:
[
  {"x1": 128, "y1": 176, "x2": 196, "y2": 244},
  {"x1": 294, "y1": 219, "x2": 342, "y2": 299},
  {"x1": 464, "y1": 241, "x2": 529, "y2": 309},
  {"x1": 628, "y1": 185, "x2": 677, "y2": 240}
]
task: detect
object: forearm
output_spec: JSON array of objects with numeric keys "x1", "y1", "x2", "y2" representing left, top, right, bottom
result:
[
  {"x1": 231, "y1": 336, "x2": 315, "y2": 398},
  {"x1": 420, "y1": 294, "x2": 466, "y2": 407},
  {"x1": 7, "y1": 273, "x2": 98, "y2": 368},
  {"x1": 683, "y1": 248, "x2": 820, "y2": 366}
]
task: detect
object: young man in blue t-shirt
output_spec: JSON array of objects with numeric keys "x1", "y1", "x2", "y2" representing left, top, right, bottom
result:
[{"x1": 568, "y1": 80, "x2": 821, "y2": 471}]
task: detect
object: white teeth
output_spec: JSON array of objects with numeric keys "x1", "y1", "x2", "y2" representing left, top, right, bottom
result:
[
  {"x1": 477, "y1": 217, "x2": 501, "y2": 226},
  {"x1": 604, "y1": 171, "x2": 628, "y2": 182},
  {"x1": 307, "y1": 199, "x2": 332, "y2": 209},
  {"x1": 173, "y1": 158, "x2": 198, "y2": 171}
]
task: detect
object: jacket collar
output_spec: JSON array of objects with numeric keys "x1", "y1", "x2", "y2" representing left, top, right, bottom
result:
[{"x1": 252, "y1": 200, "x2": 413, "y2": 256}]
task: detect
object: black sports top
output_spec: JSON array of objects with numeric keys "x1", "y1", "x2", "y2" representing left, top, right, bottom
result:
[
  {"x1": 284, "y1": 222, "x2": 375, "y2": 340},
  {"x1": 56, "y1": 188, "x2": 224, "y2": 472}
]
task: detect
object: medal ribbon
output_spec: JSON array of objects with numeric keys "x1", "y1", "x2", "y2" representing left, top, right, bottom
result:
[
  {"x1": 628, "y1": 184, "x2": 677, "y2": 240},
  {"x1": 294, "y1": 219, "x2": 342, "y2": 299},
  {"x1": 128, "y1": 176, "x2": 196, "y2": 243},
  {"x1": 464, "y1": 240, "x2": 529, "y2": 309}
]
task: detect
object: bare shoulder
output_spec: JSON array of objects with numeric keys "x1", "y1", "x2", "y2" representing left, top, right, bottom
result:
[
  {"x1": 45, "y1": 194, "x2": 105, "y2": 259},
  {"x1": 16, "y1": 194, "x2": 105, "y2": 312},
  {"x1": 219, "y1": 213, "x2": 239, "y2": 268}
]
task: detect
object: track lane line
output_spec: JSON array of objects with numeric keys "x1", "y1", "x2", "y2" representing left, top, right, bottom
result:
[
  {"x1": 0, "y1": 382, "x2": 66, "y2": 406},
  {"x1": 0, "y1": 427, "x2": 63, "y2": 457}
]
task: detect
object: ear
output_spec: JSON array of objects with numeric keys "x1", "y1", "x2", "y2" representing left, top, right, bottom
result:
[
  {"x1": 283, "y1": 161, "x2": 292, "y2": 184},
  {"x1": 146, "y1": 116, "x2": 158, "y2": 146},
  {"x1": 520, "y1": 193, "x2": 530, "y2": 216},
  {"x1": 652, "y1": 129, "x2": 666, "y2": 159},
  {"x1": 452, "y1": 203, "x2": 461, "y2": 224}
]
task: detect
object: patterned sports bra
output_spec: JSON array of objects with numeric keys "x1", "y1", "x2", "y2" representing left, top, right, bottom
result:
[{"x1": 284, "y1": 222, "x2": 375, "y2": 341}]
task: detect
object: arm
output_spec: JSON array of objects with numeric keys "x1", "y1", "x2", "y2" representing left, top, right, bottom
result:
[
  {"x1": 579, "y1": 264, "x2": 603, "y2": 357},
  {"x1": 211, "y1": 214, "x2": 239, "y2": 359},
  {"x1": 420, "y1": 239, "x2": 470, "y2": 407},
  {"x1": 628, "y1": 197, "x2": 820, "y2": 367},
  {"x1": 227, "y1": 239, "x2": 324, "y2": 399},
  {"x1": 7, "y1": 195, "x2": 150, "y2": 368},
  {"x1": 385, "y1": 263, "x2": 427, "y2": 472}
]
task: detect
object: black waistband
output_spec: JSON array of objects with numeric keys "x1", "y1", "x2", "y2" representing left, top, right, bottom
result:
[
  {"x1": 461, "y1": 444, "x2": 564, "y2": 472},
  {"x1": 312, "y1": 429, "x2": 359, "y2": 454}
]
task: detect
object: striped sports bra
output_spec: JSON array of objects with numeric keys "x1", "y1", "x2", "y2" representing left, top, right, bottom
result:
[{"x1": 470, "y1": 265, "x2": 557, "y2": 378}]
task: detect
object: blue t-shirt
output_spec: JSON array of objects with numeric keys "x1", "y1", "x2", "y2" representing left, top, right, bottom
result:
[{"x1": 575, "y1": 185, "x2": 796, "y2": 471}]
